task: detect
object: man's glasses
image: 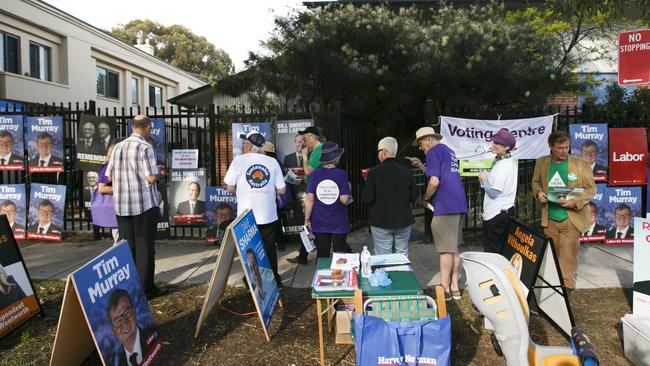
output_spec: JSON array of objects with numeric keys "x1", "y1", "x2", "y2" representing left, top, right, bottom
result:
[{"x1": 111, "y1": 305, "x2": 134, "y2": 328}]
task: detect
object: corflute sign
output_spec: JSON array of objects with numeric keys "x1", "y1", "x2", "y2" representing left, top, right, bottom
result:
[{"x1": 609, "y1": 128, "x2": 648, "y2": 186}]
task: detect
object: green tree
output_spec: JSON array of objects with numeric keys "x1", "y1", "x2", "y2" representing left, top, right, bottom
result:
[{"x1": 111, "y1": 19, "x2": 233, "y2": 81}]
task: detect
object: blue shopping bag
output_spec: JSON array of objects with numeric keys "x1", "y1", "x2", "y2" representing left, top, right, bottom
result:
[{"x1": 354, "y1": 313, "x2": 451, "y2": 366}]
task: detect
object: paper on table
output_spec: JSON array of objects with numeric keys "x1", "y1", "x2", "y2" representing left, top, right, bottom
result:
[
  {"x1": 331, "y1": 252, "x2": 360, "y2": 270},
  {"x1": 381, "y1": 265, "x2": 413, "y2": 272},
  {"x1": 369, "y1": 253, "x2": 410, "y2": 266}
]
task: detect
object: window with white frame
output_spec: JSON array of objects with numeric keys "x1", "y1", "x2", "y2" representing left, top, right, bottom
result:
[
  {"x1": 0, "y1": 31, "x2": 20, "y2": 74},
  {"x1": 96, "y1": 66, "x2": 119, "y2": 99},
  {"x1": 131, "y1": 78, "x2": 139, "y2": 105},
  {"x1": 29, "y1": 42, "x2": 51, "y2": 81},
  {"x1": 149, "y1": 84, "x2": 162, "y2": 108}
]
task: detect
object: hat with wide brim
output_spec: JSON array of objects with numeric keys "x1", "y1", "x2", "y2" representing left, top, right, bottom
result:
[
  {"x1": 319, "y1": 141, "x2": 345, "y2": 164},
  {"x1": 412, "y1": 127, "x2": 443, "y2": 146},
  {"x1": 491, "y1": 128, "x2": 516, "y2": 150},
  {"x1": 239, "y1": 131, "x2": 265, "y2": 148},
  {"x1": 263, "y1": 142, "x2": 276, "y2": 154}
]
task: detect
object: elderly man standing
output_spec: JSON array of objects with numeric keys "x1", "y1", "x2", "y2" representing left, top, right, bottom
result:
[
  {"x1": 225, "y1": 131, "x2": 286, "y2": 287},
  {"x1": 107, "y1": 115, "x2": 163, "y2": 298},
  {"x1": 364, "y1": 137, "x2": 417, "y2": 256},
  {"x1": 407, "y1": 127, "x2": 467, "y2": 301},
  {"x1": 532, "y1": 130, "x2": 595, "y2": 290}
]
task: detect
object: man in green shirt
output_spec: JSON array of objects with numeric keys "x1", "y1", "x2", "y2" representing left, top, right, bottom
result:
[
  {"x1": 288, "y1": 126, "x2": 322, "y2": 264},
  {"x1": 532, "y1": 130, "x2": 595, "y2": 290}
]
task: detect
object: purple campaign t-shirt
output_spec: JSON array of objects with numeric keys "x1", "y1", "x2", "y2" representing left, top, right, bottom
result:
[
  {"x1": 307, "y1": 167, "x2": 351, "y2": 234},
  {"x1": 425, "y1": 143, "x2": 468, "y2": 216}
]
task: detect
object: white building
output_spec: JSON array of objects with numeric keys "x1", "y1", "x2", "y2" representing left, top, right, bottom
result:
[{"x1": 0, "y1": 0, "x2": 205, "y2": 110}]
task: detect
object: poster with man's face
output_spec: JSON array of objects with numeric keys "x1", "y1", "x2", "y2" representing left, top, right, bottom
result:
[
  {"x1": 205, "y1": 186, "x2": 236, "y2": 244},
  {"x1": 569, "y1": 124, "x2": 608, "y2": 182},
  {"x1": 0, "y1": 185, "x2": 26, "y2": 240},
  {"x1": 128, "y1": 118, "x2": 166, "y2": 176},
  {"x1": 76, "y1": 115, "x2": 116, "y2": 171},
  {"x1": 155, "y1": 182, "x2": 170, "y2": 240},
  {"x1": 231, "y1": 122, "x2": 271, "y2": 158},
  {"x1": 0, "y1": 216, "x2": 41, "y2": 339},
  {"x1": 26, "y1": 183, "x2": 66, "y2": 241},
  {"x1": 579, "y1": 183, "x2": 606, "y2": 243},
  {"x1": 71, "y1": 242, "x2": 162, "y2": 366},
  {"x1": 0, "y1": 115, "x2": 24, "y2": 171},
  {"x1": 83, "y1": 170, "x2": 100, "y2": 210},
  {"x1": 26, "y1": 116, "x2": 64, "y2": 173},
  {"x1": 604, "y1": 186, "x2": 642, "y2": 245},
  {"x1": 170, "y1": 169, "x2": 206, "y2": 225}
]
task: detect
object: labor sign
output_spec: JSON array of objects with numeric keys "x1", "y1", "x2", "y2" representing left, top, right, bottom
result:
[{"x1": 619, "y1": 29, "x2": 650, "y2": 85}]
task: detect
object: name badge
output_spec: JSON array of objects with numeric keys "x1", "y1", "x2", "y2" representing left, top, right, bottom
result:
[{"x1": 568, "y1": 172, "x2": 578, "y2": 182}]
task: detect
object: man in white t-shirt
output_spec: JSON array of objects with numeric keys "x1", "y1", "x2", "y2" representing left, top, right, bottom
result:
[
  {"x1": 224, "y1": 131, "x2": 286, "y2": 287},
  {"x1": 479, "y1": 128, "x2": 518, "y2": 253}
]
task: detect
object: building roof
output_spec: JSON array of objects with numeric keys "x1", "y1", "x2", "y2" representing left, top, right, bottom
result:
[{"x1": 167, "y1": 84, "x2": 215, "y2": 108}]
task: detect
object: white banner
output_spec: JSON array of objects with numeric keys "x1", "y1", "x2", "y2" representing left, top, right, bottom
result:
[{"x1": 440, "y1": 115, "x2": 555, "y2": 160}]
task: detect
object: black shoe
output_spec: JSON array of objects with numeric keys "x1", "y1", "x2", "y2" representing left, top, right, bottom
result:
[
  {"x1": 287, "y1": 256, "x2": 308, "y2": 265},
  {"x1": 146, "y1": 286, "x2": 169, "y2": 299}
]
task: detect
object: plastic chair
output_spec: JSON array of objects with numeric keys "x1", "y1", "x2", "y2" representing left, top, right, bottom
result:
[{"x1": 460, "y1": 251, "x2": 582, "y2": 366}]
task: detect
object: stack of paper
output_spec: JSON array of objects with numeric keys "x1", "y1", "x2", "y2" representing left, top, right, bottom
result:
[
  {"x1": 331, "y1": 252, "x2": 360, "y2": 271},
  {"x1": 312, "y1": 269, "x2": 358, "y2": 292}
]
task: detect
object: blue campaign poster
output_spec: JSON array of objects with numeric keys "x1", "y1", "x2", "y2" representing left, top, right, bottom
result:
[
  {"x1": 231, "y1": 122, "x2": 271, "y2": 158},
  {"x1": 231, "y1": 210, "x2": 279, "y2": 328},
  {"x1": 0, "y1": 184, "x2": 26, "y2": 240},
  {"x1": 26, "y1": 183, "x2": 65, "y2": 241},
  {"x1": 128, "y1": 118, "x2": 167, "y2": 175},
  {"x1": 205, "y1": 186, "x2": 236, "y2": 244},
  {"x1": 603, "y1": 186, "x2": 642, "y2": 245},
  {"x1": 26, "y1": 116, "x2": 64, "y2": 173},
  {"x1": 71, "y1": 242, "x2": 162, "y2": 366},
  {"x1": 580, "y1": 183, "x2": 607, "y2": 243},
  {"x1": 569, "y1": 123, "x2": 608, "y2": 182},
  {"x1": 0, "y1": 115, "x2": 24, "y2": 171}
]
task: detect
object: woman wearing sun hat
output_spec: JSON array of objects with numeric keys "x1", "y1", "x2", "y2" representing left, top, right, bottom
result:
[
  {"x1": 478, "y1": 128, "x2": 518, "y2": 254},
  {"x1": 304, "y1": 141, "x2": 352, "y2": 257}
]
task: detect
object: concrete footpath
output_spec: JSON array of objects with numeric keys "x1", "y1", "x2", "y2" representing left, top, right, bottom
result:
[{"x1": 18, "y1": 222, "x2": 633, "y2": 290}]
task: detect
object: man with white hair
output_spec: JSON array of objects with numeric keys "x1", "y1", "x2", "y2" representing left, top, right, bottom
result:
[{"x1": 364, "y1": 137, "x2": 417, "y2": 256}]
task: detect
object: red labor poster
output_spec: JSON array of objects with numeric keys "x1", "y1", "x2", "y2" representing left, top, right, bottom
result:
[{"x1": 608, "y1": 128, "x2": 648, "y2": 186}]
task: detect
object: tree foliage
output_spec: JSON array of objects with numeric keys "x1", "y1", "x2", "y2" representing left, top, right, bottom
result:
[{"x1": 111, "y1": 19, "x2": 233, "y2": 81}]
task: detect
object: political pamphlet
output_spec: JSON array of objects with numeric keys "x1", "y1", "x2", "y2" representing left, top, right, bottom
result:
[
  {"x1": 311, "y1": 269, "x2": 358, "y2": 292},
  {"x1": 547, "y1": 187, "x2": 585, "y2": 203},
  {"x1": 299, "y1": 226, "x2": 316, "y2": 253},
  {"x1": 331, "y1": 252, "x2": 360, "y2": 271}
]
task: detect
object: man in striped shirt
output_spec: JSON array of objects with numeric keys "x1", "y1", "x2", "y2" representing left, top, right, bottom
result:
[{"x1": 106, "y1": 115, "x2": 163, "y2": 298}]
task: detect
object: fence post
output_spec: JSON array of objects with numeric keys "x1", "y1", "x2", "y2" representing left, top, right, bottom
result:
[
  {"x1": 333, "y1": 101, "x2": 343, "y2": 145},
  {"x1": 424, "y1": 98, "x2": 434, "y2": 125},
  {"x1": 208, "y1": 103, "x2": 217, "y2": 186}
]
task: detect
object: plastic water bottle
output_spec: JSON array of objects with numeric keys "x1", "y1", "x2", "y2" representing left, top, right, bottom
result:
[{"x1": 360, "y1": 246, "x2": 372, "y2": 278}]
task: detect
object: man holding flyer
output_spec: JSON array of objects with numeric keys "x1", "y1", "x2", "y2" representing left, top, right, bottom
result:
[{"x1": 532, "y1": 130, "x2": 595, "y2": 290}]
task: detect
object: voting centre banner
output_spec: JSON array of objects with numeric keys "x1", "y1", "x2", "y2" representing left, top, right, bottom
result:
[
  {"x1": 440, "y1": 115, "x2": 554, "y2": 160},
  {"x1": 569, "y1": 124, "x2": 608, "y2": 182},
  {"x1": 26, "y1": 116, "x2": 64, "y2": 173},
  {"x1": 26, "y1": 183, "x2": 66, "y2": 241},
  {"x1": 0, "y1": 115, "x2": 24, "y2": 171},
  {"x1": 50, "y1": 242, "x2": 163, "y2": 366},
  {"x1": 0, "y1": 215, "x2": 41, "y2": 339},
  {"x1": 205, "y1": 186, "x2": 236, "y2": 245}
]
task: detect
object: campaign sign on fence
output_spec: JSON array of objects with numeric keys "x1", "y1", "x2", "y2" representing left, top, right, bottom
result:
[
  {"x1": 500, "y1": 218, "x2": 547, "y2": 292},
  {"x1": 128, "y1": 118, "x2": 166, "y2": 176},
  {"x1": 609, "y1": 128, "x2": 648, "y2": 186},
  {"x1": 155, "y1": 183, "x2": 170, "y2": 240},
  {"x1": 440, "y1": 115, "x2": 553, "y2": 160},
  {"x1": 0, "y1": 185, "x2": 26, "y2": 240},
  {"x1": 53, "y1": 242, "x2": 163, "y2": 366},
  {"x1": 76, "y1": 115, "x2": 116, "y2": 172},
  {"x1": 232, "y1": 122, "x2": 271, "y2": 158},
  {"x1": 26, "y1": 183, "x2": 65, "y2": 241},
  {"x1": 205, "y1": 186, "x2": 236, "y2": 244},
  {"x1": 232, "y1": 210, "x2": 280, "y2": 329},
  {"x1": 579, "y1": 183, "x2": 606, "y2": 243},
  {"x1": 171, "y1": 169, "x2": 206, "y2": 225},
  {"x1": 0, "y1": 115, "x2": 24, "y2": 171},
  {"x1": 569, "y1": 124, "x2": 608, "y2": 182},
  {"x1": 603, "y1": 186, "x2": 642, "y2": 245},
  {"x1": 633, "y1": 217, "x2": 650, "y2": 315},
  {"x1": 26, "y1": 116, "x2": 64, "y2": 173},
  {"x1": 171, "y1": 149, "x2": 198, "y2": 170},
  {"x1": 83, "y1": 170, "x2": 99, "y2": 211},
  {"x1": 0, "y1": 215, "x2": 41, "y2": 339}
]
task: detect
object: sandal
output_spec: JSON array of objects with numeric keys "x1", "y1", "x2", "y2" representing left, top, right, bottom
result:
[
  {"x1": 452, "y1": 290, "x2": 461, "y2": 300},
  {"x1": 444, "y1": 291, "x2": 452, "y2": 302}
]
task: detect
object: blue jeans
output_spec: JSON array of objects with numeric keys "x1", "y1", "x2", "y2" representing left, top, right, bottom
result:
[{"x1": 370, "y1": 226, "x2": 411, "y2": 256}]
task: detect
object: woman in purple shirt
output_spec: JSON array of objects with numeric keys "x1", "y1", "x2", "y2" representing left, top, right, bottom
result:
[
  {"x1": 92, "y1": 138, "x2": 124, "y2": 243},
  {"x1": 304, "y1": 141, "x2": 352, "y2": 257}
]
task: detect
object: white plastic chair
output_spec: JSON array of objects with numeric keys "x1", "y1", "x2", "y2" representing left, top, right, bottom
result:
[{"x1": 461, "y1": 251, "x2": 581, "y2": 366}]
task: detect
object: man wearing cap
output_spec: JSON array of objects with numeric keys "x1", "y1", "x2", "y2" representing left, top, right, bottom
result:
[
  {"x1": 407, "y1": 127, "x2": 467, "y2": 301},
  {"x1": 225, "y1": 131, "x2": 287, "y2": 286},
  {"x1": 287, "y1": 126, "x2": 323, "y2": 264},
  {"x1": 532, "y1": 130, "x2": 595, "y2": 290},
  {"x1": 478, "y1": 128, "x2": 518, "y2": 253},
  {"x1": 364, "y1": 137, "x2": 418, "y2": 256}
]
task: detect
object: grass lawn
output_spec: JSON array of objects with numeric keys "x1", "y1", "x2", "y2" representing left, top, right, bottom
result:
[{"x1": 0, "y1": 281, "x2": 633, "y2": 365}]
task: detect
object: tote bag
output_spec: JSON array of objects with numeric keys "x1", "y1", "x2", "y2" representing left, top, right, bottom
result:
[
  {"x1": 90, "y1": 189, "x2": 117, "y2": 228},
  {"x1": 354, "y1": 313, "x2": 451, "y2": 366}
]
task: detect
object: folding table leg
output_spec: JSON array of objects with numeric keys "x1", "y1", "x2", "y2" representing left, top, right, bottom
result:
[{"x1": 316, "y1": 299, "x2": 325, "y2": 366}]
